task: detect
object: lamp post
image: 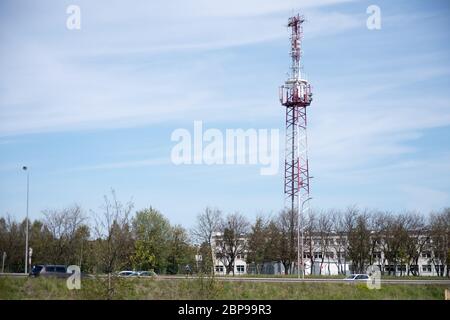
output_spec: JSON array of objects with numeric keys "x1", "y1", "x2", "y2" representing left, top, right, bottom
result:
[
  {"x1": 298, "y1": 197, "x2": 312, "y2": 279},
  {"x1": 22, "y1": 166, "x2": 30, "y2": 274}
]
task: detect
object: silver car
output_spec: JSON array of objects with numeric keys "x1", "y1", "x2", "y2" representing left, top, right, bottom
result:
[
  {"x1": 344, "y1": 274, "x2": 370, "y2": 281},
  {"x1": 118, "y1": 270, "x2": 138, "y2": 277},
  {"x1": 136, "y1": 271, "x2": 157, "y2": 277}
]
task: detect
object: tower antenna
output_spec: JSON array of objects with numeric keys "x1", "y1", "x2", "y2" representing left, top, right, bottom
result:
[{"x1": 279, "y1": 13, "x2": 313, "y2": 274}]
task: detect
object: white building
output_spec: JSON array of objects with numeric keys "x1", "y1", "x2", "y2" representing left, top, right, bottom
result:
[
  {"x1": 211, "y1": 232, "x2": 447, "y2": 276},
  {"x1": 211, "y1": 232, "x2": 248, "y2": 275}
]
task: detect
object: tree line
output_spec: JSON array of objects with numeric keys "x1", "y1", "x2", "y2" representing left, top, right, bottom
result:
[
  {"x1": 245, "y1": 207, "x2": 449, "y2": 276},
  {"x1": 0, "y1": 191, "x2": 449, "y2": 277},
  {"x1": 0, "y1": 191, "x2": 195, "y2": 275}
]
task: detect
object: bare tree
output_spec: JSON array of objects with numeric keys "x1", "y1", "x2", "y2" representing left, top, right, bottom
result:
[
  {"x1": 278, "y1": 209, "x2": 297, "y2": 275},
  {"x1": 92, "y1": 190, "x2": 134, "y2": 298},
  {"x1": 382, "y1": 213, "x2": 409, "y2": 276},
  {"x1": 346, "y1": 208, "x2": 371, "y2": 274},
  {"x1": 331, "y1": 210, "x2": 348, "y2": 275},
  {"x1": 43, "y1": 204, "x2": 86, "y2": 265},
  {"x1": 215, "y1": 213, "x2": 249, "y2": 275},
  {"x1": 191, "y1": 207, "x2": 223, "y2": 274},
  {"x1": 367, "y1": 211, "x2": 387, "y2": 270},
  {"x1": 402, "y1": 212, "x2": 428, "y2": 276},
  {"x1": 304, "y1": 210, "x2": 317, "y2": 275},
  {"x1": 317, "y1": 211, "x2": 333, "y2": 275},
  {"x1": 340, "y1": 207, "x2": 359, "y2": 274},
  {"x1": 429, "y1": 208, "x2": 450, "y2": 277},
  {"x1": 375, "y1": 211, "x2": 392, "y2": 275}
]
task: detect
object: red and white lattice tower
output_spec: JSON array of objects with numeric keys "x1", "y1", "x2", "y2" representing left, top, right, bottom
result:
[{"x1": 279, "y1": 14, "x2": 313, "y2": 219}]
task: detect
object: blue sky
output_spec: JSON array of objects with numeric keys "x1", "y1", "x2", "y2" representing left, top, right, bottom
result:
[{"x1": 1, "y1": 0, "x2": 449, "y2": 227}]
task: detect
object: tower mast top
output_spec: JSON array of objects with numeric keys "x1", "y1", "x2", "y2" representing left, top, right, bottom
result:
[
  {"x1": 288, "y1": 14, "x2": 305, "y2": 82},
  {"x1": 280, "y1": 14, "x2": 312, "y2": 107}
]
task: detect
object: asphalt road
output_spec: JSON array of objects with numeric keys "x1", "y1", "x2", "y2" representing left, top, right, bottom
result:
[{"x1": 2, "y1": 273, "x2": 450, "y2": 285}]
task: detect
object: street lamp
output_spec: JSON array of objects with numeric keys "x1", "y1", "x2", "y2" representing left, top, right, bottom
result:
[
  {"x1": 298, "y1": 196, "x2": 312, "y2": 279},
  {"x1": 22, "y1": 166, "x2": 30, "y2": 274}
]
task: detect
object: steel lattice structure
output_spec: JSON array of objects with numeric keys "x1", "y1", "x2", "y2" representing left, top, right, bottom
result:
[{"x1": 279, "y1": 14, "x2": 313, "y2": 217}]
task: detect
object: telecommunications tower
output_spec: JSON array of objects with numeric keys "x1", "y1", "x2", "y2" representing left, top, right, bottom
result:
[{"x1": 279, "y1": 15, "x2": 313, "y2": 222}]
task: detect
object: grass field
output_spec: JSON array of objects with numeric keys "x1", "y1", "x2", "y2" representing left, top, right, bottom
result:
[{"x1": 0, "y1": 276, "x2": 448, "y2": 300}]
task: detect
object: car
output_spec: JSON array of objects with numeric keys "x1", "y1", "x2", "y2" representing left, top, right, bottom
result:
[
  {"x1": 136, "y1": 271, "x2": 157, "y2": 277},
  {"x1": 29, "y1": 264, "x2": 69, "y2": 278},
  {"x1": 118, "y1": 270, "x2": 138, "y2": 277},
  {"x1": 344, "y1": 274, "x2": 370, "y2": 281}
]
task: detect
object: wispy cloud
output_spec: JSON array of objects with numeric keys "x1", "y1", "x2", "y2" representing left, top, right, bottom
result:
[
  {"x1": 67, "y1": 157, "x2": 170, "y2": 172},
  {"x1": 1, "y1": 0, "x2": 449, "y2": 217},
  {"x1": 0, "y1": 0, "x2": 364, "y2": 137}
]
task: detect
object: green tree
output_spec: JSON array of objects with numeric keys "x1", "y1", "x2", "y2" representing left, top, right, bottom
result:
[
  {"x1": 246, "y1": 217, "x2": 267, "y2": 274},
  {"x1": 347, "y1": 213, "x2": 371, "y2": 274},
  {"x1": 131, "y1": 240, "x2": 155, "y2": 271},
  {"x1": 197, "y1": 241, "x2": 214, "y2": 273},
  {"x1": 29, "y1": 219, "x2": 53, "y2": 266},
  {"x1": 167, "y1": 225, "x2": 195, "y2": 274},
  {"x1": 132, "y1": 207, "x2": 171, "y2": 273},
  {"x1": 0, "y1": 216, "x2": 25, "y2": 272}
]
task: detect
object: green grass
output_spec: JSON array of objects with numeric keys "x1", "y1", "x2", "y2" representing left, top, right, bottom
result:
[{"x1": 0, "y1": 276, "x2": 448, "y2": 300}]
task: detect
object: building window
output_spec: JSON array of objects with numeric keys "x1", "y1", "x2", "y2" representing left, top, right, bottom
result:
[
  {"x1": 337, "y1": 252, "x2": 346, "y2": 260},
  {"x1": 236, "y1": 265, "x2": 245, "y2": 273},
  {"x1": 325, "y1": 252, "x2": 334, "y2": 259},
  {"x1": 215, "y1": 265, "x2": 224, "y2": 272},
  {"x1": 435, "y1": 265, "x2": 445, "y2": 273},
  {"x1": 372, "y1": 252, "x2": 381, "y2": 259},
  {"x1": 314, "y1": 252, "x2": 323, "y2": 259},
  {"x1": 421, "y1": 252, "x2": 431, "y2": 258},
  {"x1": 409, "y1": 265, "x2": 418, "y2": 272},
  {"x1": 397, "y1": 265, "x2": 406, "y2": 272},
  {"x1": 385, "y1": 265, "x2": 395, "y2": 272},
  {"x1": 422, "y1": 265, "x2": 432, "y2": 272},
  {"x1": 303, "y1": 252, "x2": 311, "y2": 259}
]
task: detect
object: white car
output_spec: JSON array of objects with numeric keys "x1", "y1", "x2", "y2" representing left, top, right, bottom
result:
[
  {"x1": 137, "y1": 271, "x2": 157, "y2": 277},
  {"x1": 118, "y1": 270, "x2": 138, "y2": 277},
  {"x1": 344, "y1": 274, "x2": 370, "y2": 281}
]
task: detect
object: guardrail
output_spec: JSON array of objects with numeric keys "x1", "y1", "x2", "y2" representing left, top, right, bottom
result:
[{"x1": 0, "y1": 273, "x2": 28, "y2": 277}]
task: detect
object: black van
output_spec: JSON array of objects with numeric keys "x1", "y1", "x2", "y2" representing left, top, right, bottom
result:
[{"x1": 30, "y1": 265, "x2": 69, "y2": 278}]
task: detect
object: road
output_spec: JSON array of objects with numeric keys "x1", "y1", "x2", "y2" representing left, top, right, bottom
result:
[{"x1": 2, "y1": 273, "x2": 450, "y2": 285}]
